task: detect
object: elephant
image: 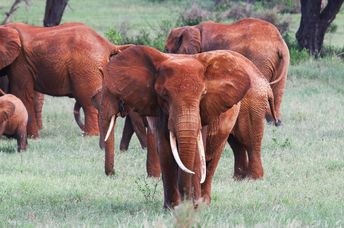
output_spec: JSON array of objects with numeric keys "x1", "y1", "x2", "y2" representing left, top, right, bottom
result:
[
  {"x1": 0, "y1": 89, "x2": 28, "y2": 152},
  {"x1": 93, "y1": 45, "x2": 256, "y2": 208},
  {"x1": 228, "y1": 71, "x2": 277, "y2": 181},
  {"x1": 74, "y1": 100, "x2": 147, "y2": 149},
  {"x1": 165, "y1": 18, "x2": 290, "y2": 125},
  {"x1": 0, "y1": 22, "x2": 129, "y2": 138},
  {"x1": 0, "y1": 75, "x2": 44, "y2": 131}
]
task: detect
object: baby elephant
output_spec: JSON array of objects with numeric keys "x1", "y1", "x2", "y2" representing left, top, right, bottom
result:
[{"x1": 0, "y1": 89, "x2": 28, "y2": 152}]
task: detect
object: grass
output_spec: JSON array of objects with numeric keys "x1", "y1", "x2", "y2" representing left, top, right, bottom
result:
[{"x1": 1, "y1": 0, "x2": 344, "y2": 226}]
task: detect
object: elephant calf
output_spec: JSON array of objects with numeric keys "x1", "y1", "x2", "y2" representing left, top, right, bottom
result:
[{"x1": 0, "y1": 89, "x2": 28, "y2": 152}]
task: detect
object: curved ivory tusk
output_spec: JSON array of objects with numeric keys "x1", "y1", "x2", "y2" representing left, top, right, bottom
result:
[
  {"x1": 197, "y1": 130, "x2": 206, "y2": 184},
  {"x1": 104, "y1": 115, "x2": 116, "y2": 142},
  {"x1": 169, "y1": 131, "x2": 195, "y2": 175}
]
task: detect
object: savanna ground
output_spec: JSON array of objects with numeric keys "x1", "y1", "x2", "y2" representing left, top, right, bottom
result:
[{"x1": 0, "y1": 0, "x2": 344, "y2": 227}]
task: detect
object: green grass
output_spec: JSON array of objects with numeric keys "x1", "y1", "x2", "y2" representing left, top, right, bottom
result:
[{"x1": 1, "y1": 0, "x2": 344, "y2": 227}]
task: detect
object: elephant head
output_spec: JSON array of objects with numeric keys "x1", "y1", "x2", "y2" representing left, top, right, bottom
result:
[
  {"x1": 165, "y1": 26, "x2": 201, "y2": 54},
  {"x1": 0, "y1": 26, "x2": 21, "y2": 70},
  {"x1": 0, "y1": 100, "x2": 15, "y2": 124},
  {"x1": 95, "y1": 45, "x2": 250, "y2": 188}
]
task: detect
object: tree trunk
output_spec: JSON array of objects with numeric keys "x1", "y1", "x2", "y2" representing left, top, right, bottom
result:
[
  {"x1": 296, "y1": 0, "x2": 344, "y2": 56},
  {"x1": 43, "y1": 0, "x2": 68, "y2": 27}
]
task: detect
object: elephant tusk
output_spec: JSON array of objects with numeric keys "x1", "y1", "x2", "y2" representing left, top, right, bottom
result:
[
  {"x1": 104, "y1": 115, "x2": 116, "y2": 142},
  {"x1": 197, "y1": 130, "x2": 206, "y2": 184},
  {"x1": 169, "y1": 131, "x2": 195, "y2": 175}
]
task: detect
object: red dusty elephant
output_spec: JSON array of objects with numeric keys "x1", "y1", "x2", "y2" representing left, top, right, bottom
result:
[
  {"x1": 0, "y1": 76, "x2": 44, "y2": 131},
  {"x1": 0, "y1": 89, "x2": 28, "y2": 152},
  {"x1": 165, "y1": 18, "x2": 289, "y2": 125},
  {"x1": 74, "y1": 100, "x2": 148, "y2": 150},
  {"x1": 92, "y1": 45, "x2": 256, "y2": 208},
  {"x1": 0, "y1": 22, "x2": 128, "y2": 138}
]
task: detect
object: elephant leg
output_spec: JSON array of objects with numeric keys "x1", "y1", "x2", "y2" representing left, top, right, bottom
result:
[
  {"x1": 83, "y1": 105, "x2": 99, "y2": 136},
  {"x1": 228, "y1": 134, "x2": 248, "y2": 180},
  {"x1": 146, "y1": 117, "x2": 161, "y2": 177},
  {"x1": 247, "y1": 117, "x2": 265, "y2": 179},
  {"x1": 201, "y1": 107, "x2": 240, "y2": 205},
  {"x1": 129, "y1": 111, "x2": 147, "y2": 149},
  {"x1": 34, "y1": 91, "x2": 44, "y2": 130},
  {"x1": 16, "y1": 126, "x2": 27, "y2": 152},
  {"x1": 11, "y1": 85, "x2": 39, "y2": 138},
  {"x1": 119, "y1": 116, "x2": 134, "y2": 151},
  {"x1": 155, "y1": 118, "x2": 180, "y2": 209},
  {"x1": 201, "y1": 133, "x2": 228, "y2": 205}
]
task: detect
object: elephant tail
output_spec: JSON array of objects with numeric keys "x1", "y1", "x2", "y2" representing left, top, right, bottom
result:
[
  {"x1": 0, "y1": 88, "x2": 5, "y2": 96},
  {"x1": 269, "y1": 44, "x2": 290, "y2": 86},
  {"x1": 74, "y1": 101, "x2": 85, "y2": 131},
  {"x1": 267, "y1": 88, "x2": 278, "y2": 126}
]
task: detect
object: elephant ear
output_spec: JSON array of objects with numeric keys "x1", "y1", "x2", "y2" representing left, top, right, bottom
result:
[
  {"x1": 198, "y1": 51, "x2": 251, "y2": 123},
  {"x1": 165, "y1": 26, "x2": 201, "y2": 54},
  {"x1": 0, "y1": 26, "x2": 21, "y2": 69},
  {"x1": 0, "y1": 100, "x2": 15, "y2": 123},
  {"x1": 104, "y1": 45, "x2": 168, "y2": 116}
]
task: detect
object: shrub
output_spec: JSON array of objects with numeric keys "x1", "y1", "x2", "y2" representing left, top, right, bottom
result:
[
  {"x1": 327, "y1": 23, "x2": 338, "y2": 33},
  {"x1": 177, "y1": 3, "x2": 210, "y2": 26},
  {"x1": 105, "y1": 28, "x2": 122, "y2": 45},
  {"x1": 106, "y1": 20, "x2": 174, "y2": 51},
  {"x1": 220, "y1": 2, "x2": 255, "y2": 20},
  {"x1": 289, "y1": 47, "x2": 310, "y2": 65}
]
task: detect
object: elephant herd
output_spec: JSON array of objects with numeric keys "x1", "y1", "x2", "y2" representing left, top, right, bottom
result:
[{"x1": 0, "y1": 18, "x2": 289, "y2": 209}]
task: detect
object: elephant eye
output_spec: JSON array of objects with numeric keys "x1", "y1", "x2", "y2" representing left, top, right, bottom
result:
[{"x1": 202, "y1": 89, "x2": 207, "y2": 95}]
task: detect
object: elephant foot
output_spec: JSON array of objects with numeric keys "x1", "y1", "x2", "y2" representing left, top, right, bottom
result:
[
  {"x1": 147, "y1": 170, "x2": 161, "y2": 178},
  {"x1": 233, "y1": 173, "x2": 247, "y2": 181},
  {"x1": 275, "y1": 119, "x2": 282, "y2": 127},
  {"x1": 83, "y1": 131, "x2": 99, "y2": 136},
  {"x1": 163, "y1": 200, "x2": 181, "y2": 210},
  {"x1": 105, "y1": 169, "x2": 115, "y2": 176},
  {"x1": 248, "y1": 171, "x2": 264, "y2": 180},
  {"x1": 28, "y1": 133, "x2": 39, "y2": 139},
  {"x1": 119, "y1": 143, "x2": 128, "y2": 152},
  {"x1": 200, "y1": 194, "x2": 211, "y2": 205}
]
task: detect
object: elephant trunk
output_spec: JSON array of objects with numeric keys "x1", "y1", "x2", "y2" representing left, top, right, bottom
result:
[
  {"x1": 99, "y1": 93, "x2": 120, "y2": 176},
  {"x1": 169, "y1": 109, "x2": 205, "y2": 199},
  {"x1": 103, "y1": 114, "x2": 117, "y2": 175}
]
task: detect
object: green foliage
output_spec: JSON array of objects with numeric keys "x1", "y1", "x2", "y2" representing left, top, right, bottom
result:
[
  {"x1": 105, "y1": 28, "x2": 122, "y2": 45},
  {"x1": 105, "y1": 17, "x2": 181, "y2": 51},
  {"x1": 289, "y1": 47, "x2": 310, "y2": 65},
  {"x1": 134, "y1": 176, "x2": 160, "y2": 202},
  {"x1": 327, "y1": 23, "x2": 338, "y2": 33}
]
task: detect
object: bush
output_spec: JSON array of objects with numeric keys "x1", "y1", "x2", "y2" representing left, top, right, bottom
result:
[
  {"x1": 289, "y1": 47, "x2": 310, "y2": 65},
  {"x1": 177, "y1": 3, "x2": 211, "y2": 26},
  {"x1": 220, "y1": 2, "x2": 255, "y2": 20},
  {"x1": 105, "y1": 28, "x2": 122, "y2": 45},
  {"x1": 106, "y1": 20, "x2": 174, "y2": 51}
]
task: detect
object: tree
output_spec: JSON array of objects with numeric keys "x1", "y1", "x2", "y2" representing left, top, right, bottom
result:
[
  {"x1": 1, "y1": 0, "x2": 30, "y2": 25},
  {"x1": 296, "y1": 0, "x2": 344, "y2": 56},
  {"x1": 43, "y1": 0, "x2": 68, "y2": 27}
]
